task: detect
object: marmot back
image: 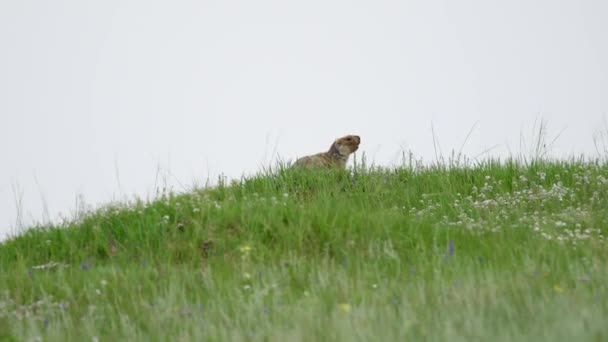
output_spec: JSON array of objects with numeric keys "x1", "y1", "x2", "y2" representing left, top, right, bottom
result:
[{"x1": 293, "y1": 135, "x2": 361, "y2": 169}]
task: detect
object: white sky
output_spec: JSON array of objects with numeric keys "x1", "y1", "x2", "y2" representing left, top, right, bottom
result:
[{"x1": 1, "y1": 0, "x2": 607, "y2": 239}]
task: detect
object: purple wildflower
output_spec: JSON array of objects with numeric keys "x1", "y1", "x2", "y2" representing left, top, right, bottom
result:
[
  {"x1": 444, "y1": 239, "x2": 455, "y2": 261},
  {"x1": 448, "y1": 240, "x2": 455, "y2": 256}
]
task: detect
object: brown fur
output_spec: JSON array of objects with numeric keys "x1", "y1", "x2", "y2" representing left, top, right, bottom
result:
[{"x1": 293, "y1": 135, "x2": 361, "y2": 169}]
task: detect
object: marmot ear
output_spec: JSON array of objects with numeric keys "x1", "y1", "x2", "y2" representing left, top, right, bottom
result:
[{"x1": 329, "y1": 140, "x2": 338, "y2": 152}]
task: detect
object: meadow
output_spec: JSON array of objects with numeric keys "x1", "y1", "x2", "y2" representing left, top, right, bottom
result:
[{"x1": 0, "y1": 159, "x2": 607, "y2": 341}]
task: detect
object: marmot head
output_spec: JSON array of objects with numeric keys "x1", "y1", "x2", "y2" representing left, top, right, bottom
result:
[{"x1": 332, "y1": 135, "x2": 361, "y2": 156}]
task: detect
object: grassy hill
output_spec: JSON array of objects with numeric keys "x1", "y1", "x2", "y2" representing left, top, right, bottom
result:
[{"x1": 1, "y1": 160, "x2": 607, "y2": 341}]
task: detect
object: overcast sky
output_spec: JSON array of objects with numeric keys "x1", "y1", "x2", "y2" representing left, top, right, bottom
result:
[{"x1": 1, "y1": 0, "x2": 607, "y2": 239}]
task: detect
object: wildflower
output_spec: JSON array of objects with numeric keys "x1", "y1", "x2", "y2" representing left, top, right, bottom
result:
[
  {"x1": 193, "y1": 208, "x2": 200, "y2": 213},
  {"x1": 446, "y1": 240, "x2": 455, "y2": 257},
  {"x1": 372, "y1": 284, "x2": 378, "y2": 289},
  {"x1": 338, "y1": 303, "x2": 351, "y2": 313},
  {"x1": 243, "y1": 285, "x2": 252, "y2": 291},
  {"x1": 239, "y1": 245, "x2": 252, "y2": 255},
  {"x1": 100, "y1": 280, "x2": 108, "y2": 286},
  {"x1": 553, "y1": 285, "x2": 564, "y2": 293},
  {"x1": 162, "y1": 215, "x2": 170, "y2": 221},
  {"x1": 243, "y1": 272, "x2": 251, "y2": 280},
  {"x1": 95, "y1": 289, "x2": 101, "y2": 295}
]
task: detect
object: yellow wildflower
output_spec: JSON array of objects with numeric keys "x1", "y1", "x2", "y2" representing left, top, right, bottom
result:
[{"x1": 338, "y1": 303, "x2": 351, "y2": 313}]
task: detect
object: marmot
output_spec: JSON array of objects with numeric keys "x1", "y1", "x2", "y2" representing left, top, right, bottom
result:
[{"x1": 293, "y1": 135, "x2": 361, "y2": 169}]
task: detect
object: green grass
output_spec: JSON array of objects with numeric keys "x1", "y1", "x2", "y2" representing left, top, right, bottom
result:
[{"x1": 1, "y1": 160, "x2": 607, "y2": 341}]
